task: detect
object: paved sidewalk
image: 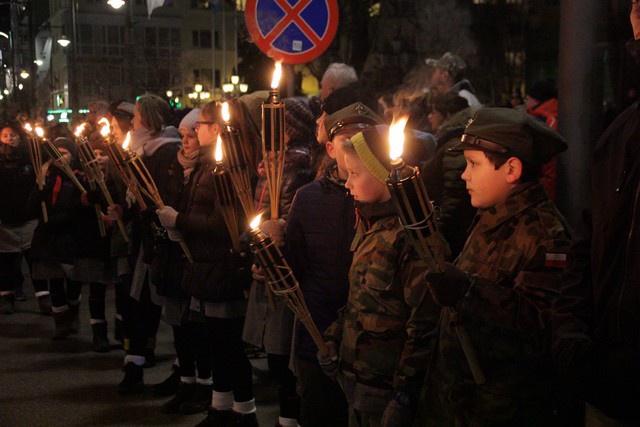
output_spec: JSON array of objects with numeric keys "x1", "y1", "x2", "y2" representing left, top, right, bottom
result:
[{"x1": 0, "y1": 284, "x2": 279, "y2": 427}]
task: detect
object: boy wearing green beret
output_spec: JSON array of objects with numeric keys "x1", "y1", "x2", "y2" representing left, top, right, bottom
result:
[
  {"x1": 319, "y1": 125, "x2": 440, "y2": 427},
  {"x1": 415, "y1": 108, "x2": 573, "y2": 425}
]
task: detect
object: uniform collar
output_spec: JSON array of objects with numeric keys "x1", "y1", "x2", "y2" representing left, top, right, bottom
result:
[{"x1": 473, "y1": 183, "x2": 548, "y2": 234}]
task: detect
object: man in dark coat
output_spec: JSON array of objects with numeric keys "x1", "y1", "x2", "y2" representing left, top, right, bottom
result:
[{"x1": 552, "y1": 4, "x2": 640, "y2": 424}]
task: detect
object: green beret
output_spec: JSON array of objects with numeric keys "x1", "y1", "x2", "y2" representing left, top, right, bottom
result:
[
  {"x1": 324, "y1": 102, "x2": 382, "y2": 140},
  {"x1": 450, "y1": 107, "x2": 567, "y2": 165}
]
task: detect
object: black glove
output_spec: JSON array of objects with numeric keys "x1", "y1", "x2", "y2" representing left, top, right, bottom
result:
[
  {"x1": 381, "y1": 398, "x2": 416, "y2": 427},
  {"x1": 316, "y1": 341, "x2": 339, "y2": 378},
  {"x1": 86, "y1": 188, "x2": 102, "y2": 204},
  {"x1": 425, "y1": 262, "x2": 472, "y2": 307}
]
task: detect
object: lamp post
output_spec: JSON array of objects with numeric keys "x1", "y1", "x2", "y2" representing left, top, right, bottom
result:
[
  {"x1": 108, "y1": 0, "x2": 135, "y2": 102},
  {"x1": 68, "y1": 0, "x2": 79, "y2": 123},
  {"x1": 222, "y1": 73, "x2": 248, "y2": 99},
  {"x1": 188, "y1": 84, "x2": 210, "y2": 107}
]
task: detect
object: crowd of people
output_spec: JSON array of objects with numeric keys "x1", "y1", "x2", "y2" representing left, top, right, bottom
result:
[{"x1": 1, "y1": 7, "x2": 640, "y2": 427}]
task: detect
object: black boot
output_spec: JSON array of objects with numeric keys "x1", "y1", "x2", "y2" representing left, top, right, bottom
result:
[
  {"x1": 68, "y1": 303, "x2": 80, "y2": 334},
  {"x1": 14, "y1": 285, "x2": 26, "y2": 301},
  {"x1": 235, "y1": 412, "x2": 259, "y2": 427},
  {"x1": 113, "y1": 318, "x2": 124, "y2": 346},
  {"x1": 92, "y1": 322, "x2": 111, "y2": 353},
  {"x1": 37, "y1": 294, "x2": 52, "y2": 315},
  {"x1": 152, "y1": 364, "x2": 180, "y2": 396},
  {"x1": 52, "y1": 310, "x2": 71, "y2": 340},
  {"x1": 161, "y1": 382, "x2": 196, "y2": 413},
  {"x1": 144, "y1": 337, "x2": 156, "y2": 368},
  {"x1": 179, "y1": 383, "x2": 212, "y2": 415},
  {"x1": 194, "y1": 408, "x2": 233, "y2": 427},
  {"x1": 117, "y1": 362, "x2": 144, "y2": 394},
  {"x1": 0, "y1": 294, "x2": 15, "y2": 315}
]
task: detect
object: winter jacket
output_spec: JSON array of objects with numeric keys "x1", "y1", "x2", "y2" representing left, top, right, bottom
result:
[
  {"x1": 417, "y1": 184, "x2": 572, "y2": 426},
  {"x1": 552, "y1": 39, "x2": 640, "y2": 424},
  {"x1": 175, "y1": 145, "x2": 249, "y2": 303},
  {"x1": 74, "y1": 186, "x2": 111, "y2": 260},
  {"x1": 28, "y1": 165, "x2": 86, "y2": 262},
  {"x1": 285, "y1": 163, "x2": 356, "y2": 362},
  {"x1": 150, "y1": 156, "x2": 188, "y2": 299},
  {"x1": 421, "y1": 107, "x2": 477, "y2": 258},
  {"x1": 0, "y1": 143, "x2": 36, "y2": 224},
  {"x1": 324, "y1": 200, "x2": 440, "y2": 395},
  {"x1": 252, "y1": 146, "x2": 314, "y2": 220},
  {"x1": 137, "y1": 130, "x2": 180, "y2": 264}
]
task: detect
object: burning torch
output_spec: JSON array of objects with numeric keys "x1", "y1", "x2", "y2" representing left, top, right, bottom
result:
[
  {"x1": 261, "y1": 61, "x2": 286, "y2": 219},
  {"x1": 220, "y1": 101, "x2": 254, "y2": 219},
  {"x1": 212, "y1": 135, "x2": 241, "y2": 252},
  {"x1": 247, "y1": 213, "x2": 328, "y2": 357},
  {"x1": 385, "y1": 118, "x2": 486, "y2": 385},
  {"x1": 74, "y1": 123, "x2": 129, "y2": 241}
]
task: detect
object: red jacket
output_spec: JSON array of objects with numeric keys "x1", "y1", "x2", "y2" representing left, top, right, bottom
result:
[{"x1": 528, "y1": 98, "x2": 559, "y2": 200}]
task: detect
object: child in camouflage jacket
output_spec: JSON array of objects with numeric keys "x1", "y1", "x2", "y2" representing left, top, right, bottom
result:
[
  {"x1": 320, "y1": 125, "x2": 440, "y2": 427},
  {"x1": 415, "y1": 108, "x2": 573, "y2": 426}
]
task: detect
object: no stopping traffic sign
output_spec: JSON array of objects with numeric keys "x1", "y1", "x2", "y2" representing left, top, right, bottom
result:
[{"x1": 245, "y1": 0, "x2": 339, "y2": 64}]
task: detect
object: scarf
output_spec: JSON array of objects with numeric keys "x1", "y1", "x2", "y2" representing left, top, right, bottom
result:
[
  {"x1": 177, "y1": 148, "x2": 199, "y2": 183},
  {"x1": 130, "y1": 126, "x2": 181, "y2": 157}
]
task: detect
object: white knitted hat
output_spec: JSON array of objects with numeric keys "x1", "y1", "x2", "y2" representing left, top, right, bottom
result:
[{"x1": 179, "y1": 108, "x2": 201, "y2": 132}]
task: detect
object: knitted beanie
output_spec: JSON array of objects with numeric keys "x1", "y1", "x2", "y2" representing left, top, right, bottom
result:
[
  {"x1": 179, "y1": 108, "x2": 201, "y2": 132},
  {"x1": 53, "y1": 137, "x2": 77, "y2": 159},
  {"x1": 284, "y1": 98, "x2": 316, "y2": 145},
  {"x1": 322, "y1": 84, "x2": 360, "y2": 115},
  {"x1": 110, "y1": 101, "x2": 135, "y2": 121},
  {"x1": 350, "y1": 125, "x2": 392, "y2": 183}
]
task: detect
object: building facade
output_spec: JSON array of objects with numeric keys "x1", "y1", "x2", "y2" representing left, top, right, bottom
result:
[{"x1": 34, "y1": 0, "x2": 242, "y2": 121}]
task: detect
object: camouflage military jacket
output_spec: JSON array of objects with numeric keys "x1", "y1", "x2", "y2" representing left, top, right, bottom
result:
[
  {"x1": 416, "y1": 183, "x2": 572, "y2": 426},
  {"x1": 325, "y1": 201, "x2": 440, "y2": 395}
]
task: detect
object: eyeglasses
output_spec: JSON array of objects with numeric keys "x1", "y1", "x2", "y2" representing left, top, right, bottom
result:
[{"x1": 194, "y1": 121, "x2": 215, "y2": 129}]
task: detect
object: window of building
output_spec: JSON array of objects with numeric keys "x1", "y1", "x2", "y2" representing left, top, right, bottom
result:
[
  {"x1": 79, "y1": 24, "x2": 93, "y2": 55},
  {"x1": 193, "y1": 30, "x2": 212, "y2": 48},
  {"x1": 193, "y1": 68, "x2": 213, "y2": 87}
]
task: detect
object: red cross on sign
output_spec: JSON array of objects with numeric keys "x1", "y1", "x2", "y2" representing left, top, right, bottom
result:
[{"x1": 245, "y1": 0, "x2": 339, "y2": 64}]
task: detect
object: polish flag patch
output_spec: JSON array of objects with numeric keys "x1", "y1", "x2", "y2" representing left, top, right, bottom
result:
[{"x1": 545, "y1": 252, "x2": 567, "y2": 268}]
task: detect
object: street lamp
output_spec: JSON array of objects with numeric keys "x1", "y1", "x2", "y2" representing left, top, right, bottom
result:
[
  {"x1": 222, "y1": 74, "x2": 248, "y2": 98},
  {"x1": 20, "y1": 70, "x2": 29, "y2": 79},
  {"x1": 57, "y1": 34, "x2": 70, "y2": 47},
  {"x1": 107, "y1": 0, "x2": 125, "y2": 9},
  {"x1": 166, "y1": 90, "x2": 173, "y2": 98}
]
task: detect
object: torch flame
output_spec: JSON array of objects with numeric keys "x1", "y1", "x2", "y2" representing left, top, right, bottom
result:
[
  {"x1": 250, "y1": 213, "x2": 264, "y2": 230},
  {"x1": 215, "y1": 135, "x2": 223, "y2": 162},
  {"x1": 35, "y1": 126, "x2": 44, "y2": 138},
  {"x1": 98, "y1": 118, "x2": 110, "y2": 137},
  {"x1": 24, "y1": 123, "x2": 33, "y2": 132},
  {"x1": 221, "y1": 102, "x2": 230, "y2": 122},
  {"x1": 270, "y1": 62, "x2": 282, "y2": 90},
  {"x1": 389, "y1": 116, "x2": 408, "y2": 161},
  {"x1": 122, "y1": 132, "x2": 131, "y2": 150},
  {"x1": 74, "y1": 123, "x2": 86, "y2": 138}
]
